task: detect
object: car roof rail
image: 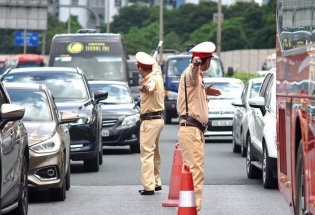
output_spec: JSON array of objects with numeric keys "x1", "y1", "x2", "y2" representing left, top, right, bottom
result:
[{"x1": 76, "y1": 29, "x2": 97, "y2": 34}]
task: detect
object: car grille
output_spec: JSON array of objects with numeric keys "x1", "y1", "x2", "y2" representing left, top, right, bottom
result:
[{"x1": 102, "y1": 119, "x2": 118, "y2": 127}]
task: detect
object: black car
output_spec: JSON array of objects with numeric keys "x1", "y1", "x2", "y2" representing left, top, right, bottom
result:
[
  {"x1": 88, "y1": 80, "x2": 141, "y2": 153},
  {"x1": 1, "y1": 67, "x2": 108, "y2": 172},
  {"x1": 0, "y1": 81, "x2": 29, "y2": 214}
]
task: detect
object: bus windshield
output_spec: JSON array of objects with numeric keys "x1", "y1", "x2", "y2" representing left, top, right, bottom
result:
[{"x1": 53, "y1": 54, "x2": 126, "y2": 80}]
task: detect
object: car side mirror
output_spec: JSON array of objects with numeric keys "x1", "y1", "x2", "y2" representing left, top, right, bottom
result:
[
  {"x1": 94, "y1": 91, "x2": 108, "y2": 104},
  {"x1": 248, "y1": 96, "x2": 266, "y2": 116},
  {"x1": 59, "y1": 111, "x2": 80, "y2": 124}
]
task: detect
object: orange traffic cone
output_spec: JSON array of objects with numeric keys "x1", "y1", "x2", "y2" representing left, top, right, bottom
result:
[
  {"x1": 162, "y1": 143, "x2": 183, "y2": 207},
  {"x1": 177, "y1": 165, "x2": 197, "y2": 215}
]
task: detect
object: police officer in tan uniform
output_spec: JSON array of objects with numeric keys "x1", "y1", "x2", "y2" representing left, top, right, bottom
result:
[
  {"x1": 177, "y1": 42, "x2": 221, "y2": 211},
  {"x1": 136, "y1": 51, "x2": 165, "y2": 195}
]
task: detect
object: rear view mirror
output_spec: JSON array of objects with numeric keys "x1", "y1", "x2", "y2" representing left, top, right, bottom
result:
[
  {"x1": 60, "y1": 111, "x2": 80, "y2": 123},
  {"x1": 94, "y1": 91, "x2": 108, "y2": 104}
]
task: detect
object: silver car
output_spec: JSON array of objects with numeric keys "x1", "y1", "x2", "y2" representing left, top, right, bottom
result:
[
  {"x1": 204, "y1": 77, "x2": 244, "y2": 141},
  {"x1": 231, "y1": 77, "x2": 263, "y2": 156}
]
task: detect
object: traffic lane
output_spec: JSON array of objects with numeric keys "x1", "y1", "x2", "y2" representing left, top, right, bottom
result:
[
  {"x1": 68, "y1": 124, "x2": 261, "y2": 187},
  {"x1": 29, "y1": 185, "x2": 290, "y2": 215}
]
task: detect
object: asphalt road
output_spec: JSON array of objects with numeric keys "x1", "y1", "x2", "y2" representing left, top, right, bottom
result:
[{"x1": 28, "y1": 122, "x2": 292, "y2": 215}]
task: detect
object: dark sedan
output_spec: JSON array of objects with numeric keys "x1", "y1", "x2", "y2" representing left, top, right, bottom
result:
[
  {"x1": 1, "y1": 67, "x2": 108, "y2": 172},
  {"x1": 88, "y1": 80, "x2": 141, "y2": 153}
]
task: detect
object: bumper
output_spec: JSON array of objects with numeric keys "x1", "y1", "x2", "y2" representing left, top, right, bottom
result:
[
  {"x1": 28, "y1": 150, "x2": 64, "y2": 189},
  {"x1": 69, "y1": 123, "x2": 98, "y2": 161},
  {"x1": 101, "y1": 123, "x2": 140, "y2": 146},
  {"x1": 205, "y1": 115, "x2": 234, "y2": 140}
]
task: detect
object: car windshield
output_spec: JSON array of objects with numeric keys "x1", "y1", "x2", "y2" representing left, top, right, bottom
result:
[
  {"x1": 250, "y1": 82, "x2": 262, "y2": 98},
  {"x1": 206, "y1": 81, "x2": 244, "y2": 99},
  {"x1": 2, "y1": 72, "x2": 88, "y2": 99},
  {"x1": 166, "y1": 57, "x2": 223, "y2": 77},
  {"x1": 53, "y1": 55, "x2": 126, "y2": 80},
  {"x1": 89, "y1": 83, "x2": 133, "y2": 104},
  {"x1": 6, "y1": 89, "x2": 52, "y2": 121}
]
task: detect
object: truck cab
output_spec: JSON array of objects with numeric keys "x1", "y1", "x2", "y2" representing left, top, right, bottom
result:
[{"x1": 162, "y1": 52, "x2": 231, "y2": 124}]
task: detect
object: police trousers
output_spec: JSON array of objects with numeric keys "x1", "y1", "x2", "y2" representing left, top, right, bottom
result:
[
  {"x1": 178, "y1": 125, "x2": 205, "y2": 211},
  {"x1": 140, "y1": 118, "x2": 164, "y2": 191}
]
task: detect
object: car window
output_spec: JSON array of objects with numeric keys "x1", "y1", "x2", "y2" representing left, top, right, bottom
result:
[
  {"x1": 2, "y1": 72, "x2": 88, "y2": 100},
  {"x1": 7, "y1": 89, "x2": 52, "y2": 121},
  {"x1": 250, "y1": 82, "x2": 262, "y2": 98},
  {"x1": 208, "y1": 81, "x2": 244, "y2": 99},
  {"x1": 264, "y1": 75, "x2": 274, "y2": 108},
  {"x1": 90, "y1": 83, "x2": 133, "y2": 104}
]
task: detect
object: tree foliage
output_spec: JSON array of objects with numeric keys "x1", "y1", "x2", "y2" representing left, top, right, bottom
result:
[{"x1": 0, "y1": 1, "x2": 275, "y2": 55}]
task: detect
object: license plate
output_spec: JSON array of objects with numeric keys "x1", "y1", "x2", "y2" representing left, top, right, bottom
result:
[
  {"x1": 102, "y1": 129, "x2": 109, "y2": 137},
  {"x1": 211, "y1": 120, "x2": 232, "y2": 126}
]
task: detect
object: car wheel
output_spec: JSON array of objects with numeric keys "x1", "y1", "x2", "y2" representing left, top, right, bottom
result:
[
  {"x1": 99, "y1": 148, "x2": 103, "y2": 165},
  {"x1": 246, "y1": 134, "x2": 261, "y2": 179},
  {"x1": 130, "y1": 143, "x2": 140, "y2": 153},
  {"x1": 66, "y1": 165, "x2": 71, "y2": 191},
  {"x1": 50, "y1": 178, "x2": 66, "y2": 201},
  {"x1": 295, "y1": 141, "x2": 306, "y2": 215},
  {"x1": 84, "y1": 152, "x2": 99, "y2": 172},
  {"x1": 262, "y1": 145, "x2": 277, "y2": 189},
  {"x1": 232, "y1": 131, "x2": 241, "y2": 153},
  {"x1": 10, "y1": 156, "x2": 28, "y2": 215},
  {"x1": 240, "y1": 131, "x2": 247, "y2": 157},
  {"x1": 164, "y1": 111, "x2": 172, "y2": 124}
]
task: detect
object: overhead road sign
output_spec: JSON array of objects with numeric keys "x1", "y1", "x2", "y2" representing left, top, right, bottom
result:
[
  {"x1": 0, "y1": 0, "x2": 48, "y2": 30},
  {"x1": 14, "y1": 31, "x2": 39, "y2": 47}
]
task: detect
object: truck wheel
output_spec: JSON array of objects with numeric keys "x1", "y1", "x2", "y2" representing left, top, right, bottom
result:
[{"x1": 295, "y1": 141, "x2": 306, "y2": 215}]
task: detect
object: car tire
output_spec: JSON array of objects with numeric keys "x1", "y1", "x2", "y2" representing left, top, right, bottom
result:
[
  {"x1": 262, "y1": 145, "x2": 277, "y2": 189},
  {"x1": 295, "y1": 141, "x2": 306, "y2": 215},
  {"x1": 240, "y1": 132, "x2": 247, "y2": 157},
  {"x1": 246, "y1": 134, "x2": 261, "y2": 179},
  {"x1": 9, "y1": 156, "x2": 28, "y2": 215},
  {"x1": 99, "y1": 148, "x2": 103, "y2": 165},
  {"x1": 164, "y1": 111, "x2": 172, "y2": 124},
  {"x1": 232, "y1": 131, "x2": 241, "y2": 153},
  {"x1": 66, "y1": 165, "x2": 71, "y2": 191},
  {"x1": 130, "y1": 143, "x2": 140, "y2": 153},
  {"x1": 50, "y1": 178, "x2": 66, "y2": 201},
  {"x1": 84, "y1": 152, "x2": 99, "y2": 172}
]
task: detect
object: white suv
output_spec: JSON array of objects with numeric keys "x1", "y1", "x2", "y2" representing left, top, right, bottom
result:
[{"x1": 246, "y1": 67, "x2": 277, "y2": 189}]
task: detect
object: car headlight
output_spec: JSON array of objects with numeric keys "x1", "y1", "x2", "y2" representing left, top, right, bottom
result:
[
  {"x1": 166, "y1": 91, "x2": 178, "y2": 100},
  {"x1": 71, "y1": 115, "x2": 95, "y2": 125},
  {"x1": 122, "y1": 114, "x2": 140, "y2": 126},
  {"x1": 30, "y1": 133, "x2": 61, "y2": 153}
]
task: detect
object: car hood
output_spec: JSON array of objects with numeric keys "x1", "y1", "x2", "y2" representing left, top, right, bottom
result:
[
  {"x1": 23, "y1": 121, "x2": 56, "y2": 146},
  {"x1": 54, "y1": 99, "x2": 93, "y2": 115},
  {"x1": 100, "y1": 103, "x2": 139, "y2": 116},
  {"x1": 208, "y1": 99, "x2": 237, "y2": 111}
]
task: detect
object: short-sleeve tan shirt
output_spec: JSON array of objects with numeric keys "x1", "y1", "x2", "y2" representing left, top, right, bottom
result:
[
  {"x1": 140, "y1": 62, "x2": 165, "y2": 114},
  {"x1": 176, "y1": 63, "x2": 208, "y2": 125}
]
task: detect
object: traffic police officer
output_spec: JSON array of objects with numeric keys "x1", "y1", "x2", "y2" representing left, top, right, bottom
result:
[
  {"x1": 136, "y1": 51, "x2": 165, "y2": 195},
  {"x1": 177, "y1": 42, "x2": 221, "y2": 210}
]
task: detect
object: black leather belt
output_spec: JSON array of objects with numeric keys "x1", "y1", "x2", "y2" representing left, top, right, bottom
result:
[
  {"x1": 141, "y1": 111, "x2": 163, "y2": 121},
  {"x1": 180, "y1": 115, "x2": 207, "y2": 133},
  {"x1": 180, "y1": 123, "x2": 197, "y2": 127}
]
